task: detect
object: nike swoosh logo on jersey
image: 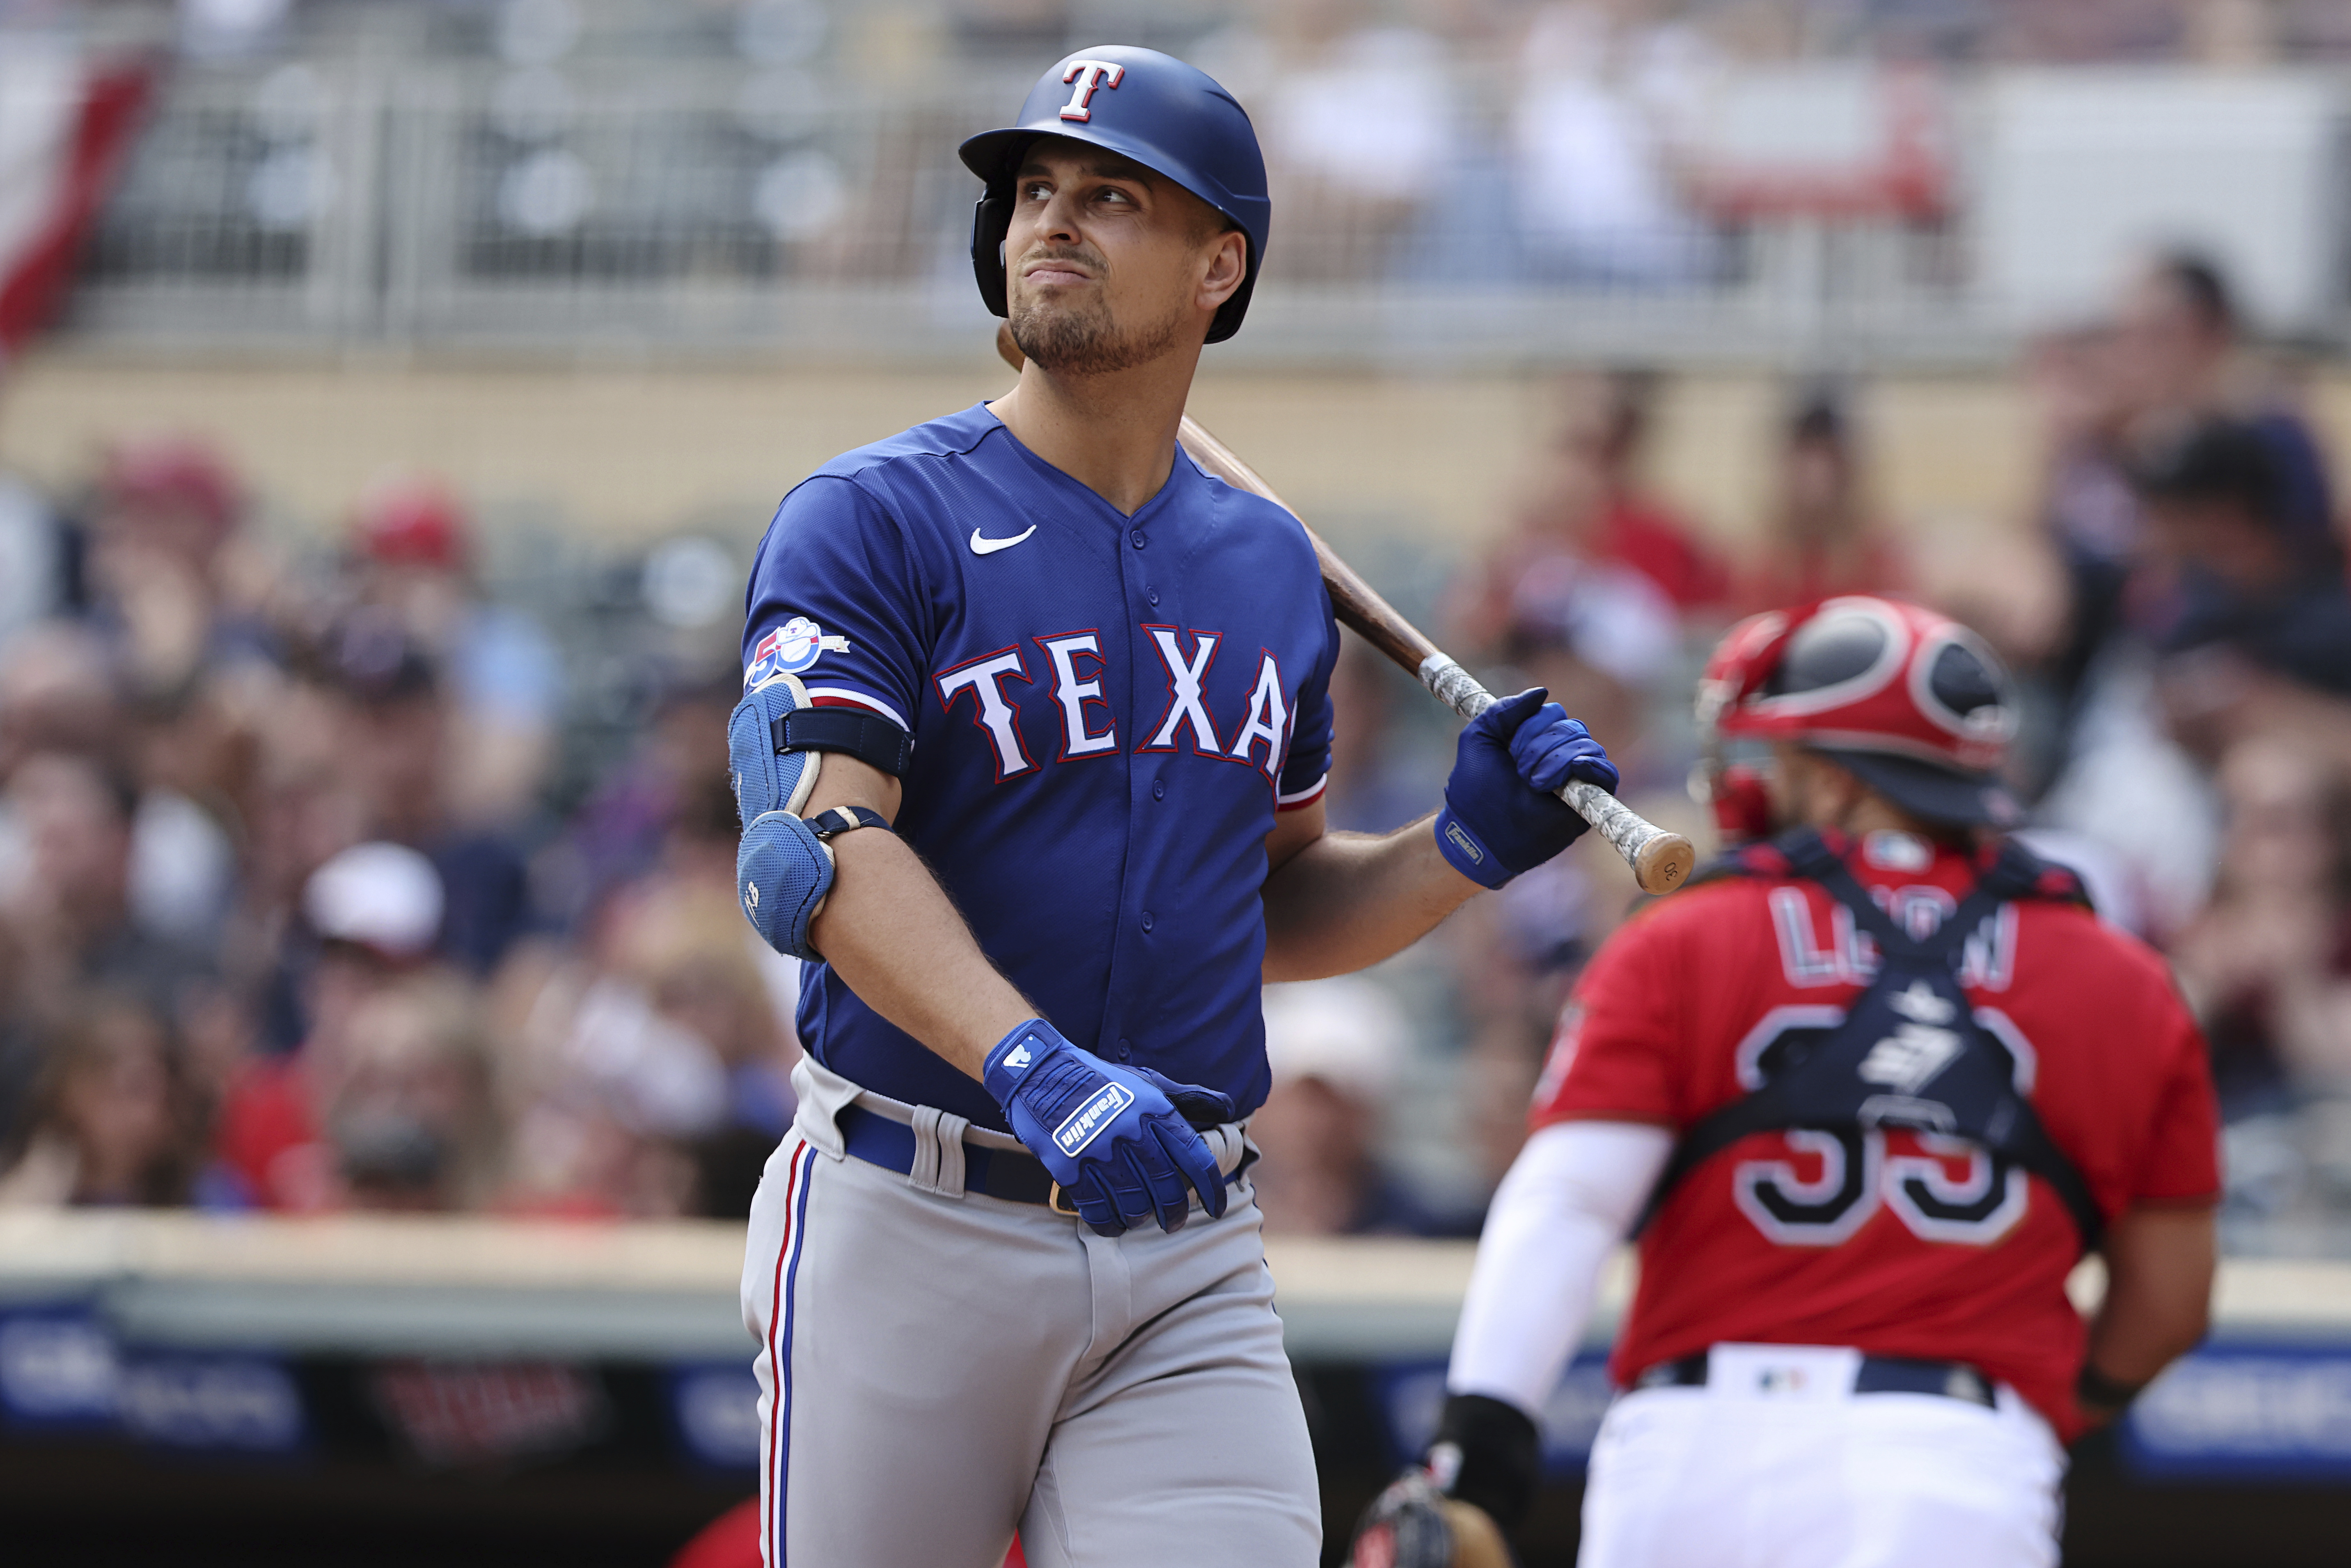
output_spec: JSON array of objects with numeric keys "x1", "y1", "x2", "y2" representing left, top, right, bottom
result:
[{"x1": 969, "y1": 525, "x2": 1037, "y2": 555}]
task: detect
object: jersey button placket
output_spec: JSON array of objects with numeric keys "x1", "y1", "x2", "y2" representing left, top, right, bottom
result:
[
  {"x1": 1151, "y1": 779, "x2": 1166, "y2": 801},
  {"x1": 1130, "y1": 529, "x2": 1147, "y2": 549},
  {"x1": 1143, "y1": 586, "x2": 1159, "y2": 607},
  {"x1": 1115, "y1": 1038, "x2": 1133, "y2": 1061},
  {"x1": 1140, "y1": 911, "x2": 1155, "y2": 934}
]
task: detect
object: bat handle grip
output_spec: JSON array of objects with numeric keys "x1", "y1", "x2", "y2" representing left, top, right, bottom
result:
[{"x1": 1418, "y1": 654, "x2": 1698, "y2": 897}]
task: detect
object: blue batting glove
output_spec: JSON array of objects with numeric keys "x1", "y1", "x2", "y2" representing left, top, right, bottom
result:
[
  {"x1": 1434, "y1": 689, "x2": 1619, "y2": 889},
  {"x1": 982, "y1": 1020, "x2": 1233, "y2": 1237}
]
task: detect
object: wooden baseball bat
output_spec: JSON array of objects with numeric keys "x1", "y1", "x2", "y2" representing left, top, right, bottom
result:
[{"x1": 994, "y1": 324, "x2": 1696, "y2": 895}]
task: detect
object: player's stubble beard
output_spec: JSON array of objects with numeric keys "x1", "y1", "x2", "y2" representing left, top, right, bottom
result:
[{"x1": 1008, "y1": 247, "x2": 1190, "y2": 376}]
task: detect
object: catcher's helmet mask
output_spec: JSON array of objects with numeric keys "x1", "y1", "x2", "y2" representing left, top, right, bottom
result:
[
  {"x1": 961, "y1": 45, "x2": 1272, "y2": 344},
  {"x1": 1699, "y1": 596, "x2": 2021, "y2": 837}
]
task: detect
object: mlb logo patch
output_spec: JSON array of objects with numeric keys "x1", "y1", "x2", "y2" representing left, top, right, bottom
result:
[{"x1": 745, "y1": 616, "x2": 848, "y2": 685}]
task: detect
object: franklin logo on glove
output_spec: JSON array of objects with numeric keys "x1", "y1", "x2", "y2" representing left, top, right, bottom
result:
[
  {"x1": 1055, "y1": 1083, "x2": 1136, "y2": 1157},
  {"x1": 982, "y1": 1019, "x2": 1233, "y2": 1237}
]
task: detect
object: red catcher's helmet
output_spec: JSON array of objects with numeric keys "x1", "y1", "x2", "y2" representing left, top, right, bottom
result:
[{"x1": 1695, "y1": 595, "x2": 2019, "y2": 841}]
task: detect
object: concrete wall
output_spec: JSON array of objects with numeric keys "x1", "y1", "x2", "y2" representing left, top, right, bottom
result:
[{"x1": 0, "y1": 350, "x2": 2119, "y2": 566}]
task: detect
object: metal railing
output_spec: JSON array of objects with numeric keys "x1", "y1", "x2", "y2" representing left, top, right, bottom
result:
[{"x1": 60, "y1": 55, "x2": 2345, "y2": 367}]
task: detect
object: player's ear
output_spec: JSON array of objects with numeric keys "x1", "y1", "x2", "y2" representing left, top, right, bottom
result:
[{"x1": 1197, "y1": 227, "x2": 1247, "y2": 314}]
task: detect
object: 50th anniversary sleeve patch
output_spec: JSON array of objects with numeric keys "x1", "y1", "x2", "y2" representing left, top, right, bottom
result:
[{"x1": 747, "y1": 616, "x2": 851, "y2": 685}]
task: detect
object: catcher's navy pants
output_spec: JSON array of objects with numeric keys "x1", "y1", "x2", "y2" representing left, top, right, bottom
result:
[{"x1": 741, "y1": 1056, "x2": 1320, "y2": 1568}]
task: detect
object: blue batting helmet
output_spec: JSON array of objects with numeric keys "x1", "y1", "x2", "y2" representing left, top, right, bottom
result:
[{"x1": 960, "y1": 46, "x2": 1271, "y2": 344}]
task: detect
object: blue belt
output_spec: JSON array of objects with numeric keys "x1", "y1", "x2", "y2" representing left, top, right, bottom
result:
[
  {"x1": 837, "y1": 1104, "x2": 1063, "y2": 1208},
  {"x1": 1637, "y1": 1351, "x2": 1996, "y2": 1408},
  {"x1": 836, "y1": 1103, "x2": 1247, "y2": 1216}
]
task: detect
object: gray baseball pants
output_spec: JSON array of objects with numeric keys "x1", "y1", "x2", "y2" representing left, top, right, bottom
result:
[{"x1": 740, "y1": 1056, "x2": 1322, "y2": 1568}]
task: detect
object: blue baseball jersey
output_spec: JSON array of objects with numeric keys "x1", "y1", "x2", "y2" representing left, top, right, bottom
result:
[{"x1": 742, "y1": 403, "x2": 1339, "y2": 1131}]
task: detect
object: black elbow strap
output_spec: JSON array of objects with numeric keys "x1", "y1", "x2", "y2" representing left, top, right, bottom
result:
[
  {"x1": 1431, "y1": 1392, "x2": 1541, "y2": 1535},
  {"x1": 775, "y1": 707, "x2": 912, "y2": 778}
]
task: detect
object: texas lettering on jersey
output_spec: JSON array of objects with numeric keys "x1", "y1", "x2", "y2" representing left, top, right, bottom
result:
[
  {"x1": 930, "y1": 627, "x2": 1300, "y2": 792},
  {"x1": 741, "y1": 404, "x2": 1340, "y2": 1134}
]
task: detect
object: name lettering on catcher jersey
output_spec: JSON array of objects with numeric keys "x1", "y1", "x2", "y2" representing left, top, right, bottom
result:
[{"x1": 1772, "y1": 888, "x2": 2019, "y2": 992}]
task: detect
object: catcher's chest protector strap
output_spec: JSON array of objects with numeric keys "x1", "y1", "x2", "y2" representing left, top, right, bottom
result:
[{"x1": 1641, "y1": 828, "x2": 2105, "y2": 1250}]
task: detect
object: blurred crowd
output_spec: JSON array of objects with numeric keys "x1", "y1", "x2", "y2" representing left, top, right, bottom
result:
[
  {"x1": 1259, "y1": 245, "x2": 2351, "y2": 1247},
  {"x1": 10, "y1": 3, "x2": 2351, "y2": 1254},
  {"x1": 0, "y1": 450, "x2": 793, "y2": 1219},
  {"x1": 10, "y1": 245, "x2": 2351, "y2": 1249}
]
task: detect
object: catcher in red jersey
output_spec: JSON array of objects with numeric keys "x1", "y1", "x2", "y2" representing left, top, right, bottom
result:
[{"x1": 1359, "y1": 596, "x2": 2221, "y2": 1568}]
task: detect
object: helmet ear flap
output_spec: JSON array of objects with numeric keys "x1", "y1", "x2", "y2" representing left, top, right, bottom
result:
[
  {"x1": 970, "y1": 191, "x2": 1013, "y2": 320},
  {"x1": 1708, "y1": 764, "x2": 1774, "y2": 845}
]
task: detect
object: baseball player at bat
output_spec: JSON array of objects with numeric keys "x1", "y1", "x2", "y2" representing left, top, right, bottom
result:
[
  {"x1": 1354, "y1": 596, "x2": 2220, "y2": 1568},
  {"x1": 730, "y1": 46, "x2": 1620, "y2": 1568}
]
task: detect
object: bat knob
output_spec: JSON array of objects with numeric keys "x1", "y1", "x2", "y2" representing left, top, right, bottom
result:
[{"x1": 1632, "y1": 831, "x2": 1697, "y2": 897}]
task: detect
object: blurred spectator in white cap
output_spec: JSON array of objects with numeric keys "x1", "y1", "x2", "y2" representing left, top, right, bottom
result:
[
  {"x1": 316, "y1": 612, "x2": 539, "y2": 977},
  {"x1": 207, "y1": 840, "x2": 448, "y2": 1211},
  {"x1": 305, "y1": 839, "x2": 446, "y2": 959},
  {"x1": 1250, "y1": 976, "x2": 1459, "y2": 1236}
]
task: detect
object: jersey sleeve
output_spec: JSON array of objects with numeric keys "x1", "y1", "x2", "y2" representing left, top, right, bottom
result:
[
  {"x1": 742, "y1": 476, "x2": 928, "y2": 732},
  {"x1": 1276, "y1": 597, "x2": 1340, "y2": 811},
  {"x1": 2126, "y1": 993, "x2": 2224, "y2": 1206},
  {"x1": 1530, "y1": 901, "x2": 1687, "y2": 1128}
]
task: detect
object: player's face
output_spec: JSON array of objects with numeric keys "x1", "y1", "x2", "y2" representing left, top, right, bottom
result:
[
  {"x1": 1004, "y1": 140, "x2": 1245, "y2": 374},
  {"x1": 1767, "y1": 743, "x2": 1863, "y2": 834}
]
